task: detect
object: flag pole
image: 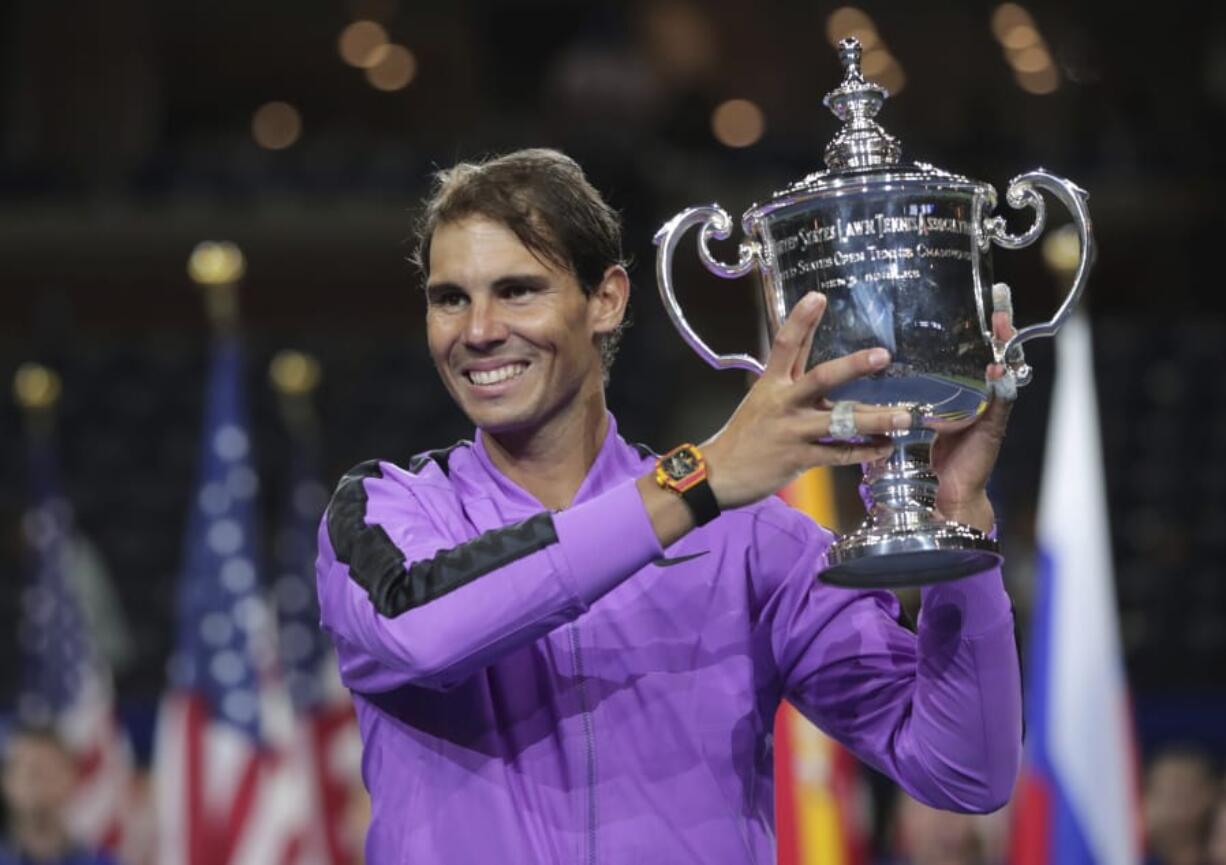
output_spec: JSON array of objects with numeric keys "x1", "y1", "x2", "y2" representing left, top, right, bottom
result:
[
  {"x1": 13, "y1": 361, "x2": 62, "y2": 438},
  {"x1": 187, "y1": 240, "x2": 246, "y2": 333},
  {"x1": 13, "y1": 361, "x2": 64, "y2": 730},
  {"x1": 269, "y1": 350, "x2": 322, "y2": 438}
]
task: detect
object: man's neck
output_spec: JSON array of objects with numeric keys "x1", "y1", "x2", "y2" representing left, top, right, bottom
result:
[{"x1": 482, "y1": 391, "x2": 609, "y2": 511}]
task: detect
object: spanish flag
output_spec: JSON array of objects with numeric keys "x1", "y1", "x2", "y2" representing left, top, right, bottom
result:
[{"x1": 774, "y1": 468, "x2": 869, "y2": 865}]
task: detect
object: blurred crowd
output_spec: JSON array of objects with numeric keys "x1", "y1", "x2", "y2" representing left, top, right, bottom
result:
[
  {"x1": 876, "y1": 746, "x2": 1226, "y2": 865},
  {"x1": 0, "y1": 723, "x2": 370, "y2": 865},
  {"x1": 6, "y1": 722, "x2": 1226, "y2": 864},
  {"x1": 1145, "y1": 747, "x2": 1226, "y2": 865}
]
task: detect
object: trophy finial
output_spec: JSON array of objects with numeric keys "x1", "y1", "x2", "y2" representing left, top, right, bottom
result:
[
  {"x1": 822, "y1": 36, "x2": 902, "y2": 170},
  {"x1": 837, "y1": 37, "x2": 863, "y2": 78}
]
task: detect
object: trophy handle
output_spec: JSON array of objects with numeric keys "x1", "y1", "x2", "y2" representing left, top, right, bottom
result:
[
  {"x1": 653, "y1": 204, "x2": 765, "y2": 375},
  {"x1": 984, "y1": 170, "x2": 1095, "y2": 382}
]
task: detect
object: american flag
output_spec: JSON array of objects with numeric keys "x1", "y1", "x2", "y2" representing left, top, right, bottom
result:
[
  {"x1": 271, "y1": 406, "x2": 363, "y2": 865},
  {"x1": 153, "y1": 336, "x2": 314, "y2": 865},
  {"x1": 18, "y1": 416, "x2": 139, "y2": 860}
]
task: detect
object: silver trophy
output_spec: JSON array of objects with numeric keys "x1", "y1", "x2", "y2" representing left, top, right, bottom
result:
[{"x1": 654, "y1": 37, "x2": 1094, "y2": 587}]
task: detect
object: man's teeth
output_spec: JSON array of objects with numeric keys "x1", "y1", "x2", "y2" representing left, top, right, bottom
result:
[{"x1": 468, "y1": 363, "x2": 527, "y2": 385}]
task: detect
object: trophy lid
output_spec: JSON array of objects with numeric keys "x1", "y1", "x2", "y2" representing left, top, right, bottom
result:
[
  {"x1": 822, "y1": 37, "x2": 902, "y2": 170},
  {"x1": 746, "y1": 36, "x2": 985, "y2": 217}
]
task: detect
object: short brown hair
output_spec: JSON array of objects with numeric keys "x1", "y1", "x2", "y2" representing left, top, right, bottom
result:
[{"x1": 412, "y1": 148, "x2": 628, "y2": 374}]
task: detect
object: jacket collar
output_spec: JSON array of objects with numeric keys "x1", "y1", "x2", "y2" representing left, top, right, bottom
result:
[{"x1": 470, "y1": 412, "x2": 645, "y2": 512}]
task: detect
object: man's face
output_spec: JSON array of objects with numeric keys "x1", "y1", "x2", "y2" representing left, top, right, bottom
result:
[
  {"x1": 425, "y1": 216, "x2": 611, "y2": 436},
  {"x1": 1145, "y1": 753, "x2": 1216, "y2": 844},
  {"x1": 1, "y1": 735, "x2": 76, "y2": 816}
]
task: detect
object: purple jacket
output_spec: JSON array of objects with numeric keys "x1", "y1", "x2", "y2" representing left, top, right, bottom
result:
[{"x1": 316, "y1": 416, "x2": 1021, "y2": 864}]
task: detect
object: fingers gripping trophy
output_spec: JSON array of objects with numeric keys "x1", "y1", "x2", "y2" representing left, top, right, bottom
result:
[{"x1": 654, "y1": 38, "x2": 1094, "y2": 587}]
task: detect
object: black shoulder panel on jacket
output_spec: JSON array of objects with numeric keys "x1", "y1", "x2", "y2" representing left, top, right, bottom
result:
[
  {"x1": 324, "y1": 458, "x2": 559, "y2": 618},
  {"x1": 327, "y1": 460, "x2": 384, "y2": 568},
  {"x1": 407, "y1": 440, "x2": 470, "y2": 477},
  {"x1": 367, "y1": 513, "x2": 558, "y2": 617}
]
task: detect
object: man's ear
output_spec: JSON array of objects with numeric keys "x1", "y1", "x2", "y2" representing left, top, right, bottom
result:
[{"x1": 588, "y1": 265, "x2": 630, "y2": 336}]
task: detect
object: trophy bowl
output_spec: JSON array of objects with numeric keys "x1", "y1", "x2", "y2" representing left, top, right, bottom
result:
[{"x1": 654, "y1": 38, "x2": 1094, "y2": 588}]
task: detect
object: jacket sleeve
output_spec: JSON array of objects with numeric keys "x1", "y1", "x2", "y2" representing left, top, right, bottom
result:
[
  {"x1": 316, "y1": 461, "x2": 663, "y2": 694},
  {"x1": 752, "y1": 503, "x2": 1022, "y2": 813}
]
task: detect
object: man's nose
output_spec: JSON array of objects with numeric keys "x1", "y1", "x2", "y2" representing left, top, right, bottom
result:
[{"x1": 463, "y1": 296, "x2": 508, "y2": 348}]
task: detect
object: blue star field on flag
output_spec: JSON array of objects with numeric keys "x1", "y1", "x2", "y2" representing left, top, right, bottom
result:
[
  {"x1": 19, "y1": 429, "x2": 96, "y2": 724},
  {"x1": 273, "y1": 428, "x2": 332, "y2": 714},
  {"x1": 169, "y1": 336, "x2": 268, "y2": 741}
]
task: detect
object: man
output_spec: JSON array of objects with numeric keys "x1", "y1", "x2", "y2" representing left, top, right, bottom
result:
[
  {"x1": 1207, "y1": 789, "x2": 1226, "y2": 865},
  {"x1": 887, "y1": 790, "x2": 1007, "y2": 865},
  {"x1": 1143, "y1": 745, "x2": 1219, "y2": 865},
  {"x1": 316, "y1": 148, "x2": 1022, "y2": 863},
  {"x1": 0, "y1": 727, "x2": 116, "y2": 865}
]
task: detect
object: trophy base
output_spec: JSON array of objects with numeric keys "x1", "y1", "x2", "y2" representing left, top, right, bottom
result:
[{"x1": 821, "y1": 521, "x2": 1001, "y2": 588}]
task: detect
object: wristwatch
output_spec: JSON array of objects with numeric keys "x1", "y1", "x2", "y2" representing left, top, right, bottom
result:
[{"x1": 655, "y1": 443, "x2": 721, "y2": 526}]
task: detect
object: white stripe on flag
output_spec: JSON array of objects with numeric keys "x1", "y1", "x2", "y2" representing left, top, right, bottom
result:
[
  {"x1": 153, "y1": 696, "x2": 189, "y2": 865},
  {"x1": 1037, "y1": 314, "x2": 1139, "y2": 865},
  {"x1": 228, "y1": 750, "x2": 317, "y2": 865}
]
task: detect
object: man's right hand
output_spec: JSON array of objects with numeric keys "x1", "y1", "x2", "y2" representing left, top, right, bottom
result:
[{"x1": 700, "y1": 291, "x2": 913, "y2": 510}]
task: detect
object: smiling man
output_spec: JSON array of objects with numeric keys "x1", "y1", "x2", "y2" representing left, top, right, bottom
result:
[{"x1": 316, "y1": 148, "x2": 1022, "y2": 864}]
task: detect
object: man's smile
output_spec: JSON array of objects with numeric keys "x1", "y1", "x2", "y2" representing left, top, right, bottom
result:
[{"x1": 463, "y1": 361, "x2": 530, "y2": 388}]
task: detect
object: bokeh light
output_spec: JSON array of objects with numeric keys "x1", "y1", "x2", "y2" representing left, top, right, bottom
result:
[
  {"x1": 877, "y1": 59, "x2": 907, "y2": 96},
  {"x1": 338, "y1": 20, "x2": 390, "y2": 69},
  {"x1": 269, "y1": 351, "x2": 322, "y2": 396},
  {"x1": 861, "y1": 49, "x2": 892, "y2": 78},
  {"x1": 825, "y1": 7, "x2": 879, "y2": 50},
  {"x1": 251, "y1": 101, "x2": 302, "y2": 150},
  {"x1": 711, "y1": 99, "x2": 765, "y2": 148},
  {"x1": 642, "y1": 1, "x2": 717, "y2": 84},
  {"x1": 188, "y1": 241, "x2": 246, "y2": 286},
  {"x1": 365, "y1": 44, "x2": 417, "y2": 91},
  {"x1": 1010, "y1": 45, "x2": 1053, "y2": 74},
  {"x1": 991, "y1": 4, "x2": 1058, "y2": 95},
  {"x1": 13, "y1": 363, "x2": 62, "y2": 410},
  {"x1": 1016, "y1": 65, "x2": 1061, "y2": 95},
  {"x1": 990, "y1": 3, "x2": 1034, "y2": 42},
  {"x1": 1000, "y1": 23, "x2": 1040, "y2": 51},
  {"x1": 1041, "y1": 223, "x2": 1082, "y2": 274}
]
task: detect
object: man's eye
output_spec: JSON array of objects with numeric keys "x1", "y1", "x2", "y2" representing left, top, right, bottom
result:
[
  {"x1": 431, "y1": 292, "x2": 466, "y2": 308},
  {"x1": 502, "y1": 283, "x2": 536, "y2": 300}
]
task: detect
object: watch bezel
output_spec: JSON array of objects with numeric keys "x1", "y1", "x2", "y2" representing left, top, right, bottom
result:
[{"x1": 655, "y1": 443, "x2": 708, "y2": 494}]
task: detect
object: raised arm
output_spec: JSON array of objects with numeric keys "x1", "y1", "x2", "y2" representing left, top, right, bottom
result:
[{"x1": 755, "y1": 505, "x2": 1021, "y2": 813}]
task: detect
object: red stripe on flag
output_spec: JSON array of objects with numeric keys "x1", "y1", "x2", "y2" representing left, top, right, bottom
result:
[
  {"x1": 77, "y1": 742, "x2": 104, "y2": 780},
  {"x1": 832, "y1": 743, "x2": 867, "y2": 865},
  {"x1": 218, "y1": 749, "x2": 263, "y2": 865},
  {"x1": 1008, "y1": 770, "x2": 1051, "y2": 865},
  {"x1": 100, "y1": 819, "x2": 123, "y2": 853},
  {"x1": 278, "y1": 832, "x2": 304, "y2": 865},
  {"x1": 184, "y1": 695, "x2": 208, "y2": 865},
  {"x1": 773, "y1": 706, "x2": 800, "y2": 865},
  {"x1": 313, "y1": 704, "x2": 360, "y2": 865}
]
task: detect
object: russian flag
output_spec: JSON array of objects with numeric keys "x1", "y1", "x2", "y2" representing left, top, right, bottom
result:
[{"x1": 1009, "y1": 315, "x2": 1142, "y2": 865}]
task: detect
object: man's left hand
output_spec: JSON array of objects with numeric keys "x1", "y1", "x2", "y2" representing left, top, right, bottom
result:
[{"x1": 930, "y1": 309, "x2": 1017, "y2": 533}]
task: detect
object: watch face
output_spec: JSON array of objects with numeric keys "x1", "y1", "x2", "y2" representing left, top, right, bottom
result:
[{"x1": 662, "y1": 449, "x2": 699, "y2": 481}]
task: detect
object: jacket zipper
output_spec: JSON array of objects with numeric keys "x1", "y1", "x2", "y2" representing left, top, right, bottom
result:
[{"x1": 568, "y1": 624, "x2": 597, "y2": 865}]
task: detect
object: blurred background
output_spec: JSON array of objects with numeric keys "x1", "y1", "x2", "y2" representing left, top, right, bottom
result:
[{"x1": 2, "y1": 0, "x2": 1225, "y2": 862}]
